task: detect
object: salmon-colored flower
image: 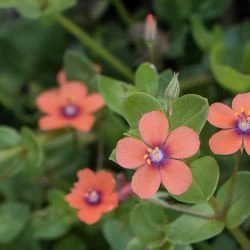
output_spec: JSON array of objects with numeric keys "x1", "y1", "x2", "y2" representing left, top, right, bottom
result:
[
  {"x1": 208, "y1": 93, "x2": 250, "y2": 155},
  {"x1": 116, "y1": 111, "x2": 200, "y2": 199},
  {"x1": 36, "y1": 71, "x2": 105, "y2": 132},
  {"x1": 65, "y1": 168, "x2": 119, "y2": 224}
]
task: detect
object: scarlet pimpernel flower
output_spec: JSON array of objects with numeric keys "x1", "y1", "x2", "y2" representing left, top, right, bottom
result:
[
  {"x1": 116, "y1": 111, "x2": 200, "y2": 199},
  {"x1": 36, "y1": 71, "x2": 105, "y2": 132},
  {"x1": 65, "y1": 168, "x2": 119, "y2": 225},
  {"x1": 208, "y1": 93, "x2": 250, "y2": 155}
]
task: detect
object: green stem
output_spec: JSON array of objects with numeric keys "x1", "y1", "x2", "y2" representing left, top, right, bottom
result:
[
  {"x1": 228, "y1": 228, "x2": 250, "y2": 250},
  {"x1": 111, "y1": 0, "x2": 133, "y2": 27},
  {"x1": 150, "y1": 198, "x2": 216, "y2": 220},
  {"x1": 222, "y1": 151, "x2": 241, "y2": 218},
  {"x1": 56, "y1": 15, "x2": 134, "y2": 81}
]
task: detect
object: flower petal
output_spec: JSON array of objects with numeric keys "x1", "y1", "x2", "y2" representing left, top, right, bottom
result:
[
  {"x1": 116, "y1": 138, "x2": 147, "y2": 169},
  {"x1": 77, "y1": 168, "x2": 95, "y2": 184},
  {"x1": 232, "y1": 93, "x2": 250, "y2": 112},
  {"x1": 160, "y1": 159, "x2": 192, "y2": 195},
  {"x1": 39, "y1": 115, "x2": 68, "y2": 131},
  {"x1": 83, "y1": 93, "x2": 105, "y2": 113},
  {"x1": 131, "y1": 165, "x2": 161, "y2": 199},
  {"x1": 243, "y1": 135, "x2": 250, "y2": 155},
  {"x1": 78, "y1": 208, "x2": 101, "y2": 225},
  {"x1": 70, "y1": 114, "x2": 95, "y2": 132},
  {"x1": 139, "y1": 111, "x2": 169, "y2": 146},
  {"x1": 36, "y1": 89, "x2": 60, "y2": 114},
  {"x1": 166, "y1": 127, "x2": 200, "y2": 159},
  {"x1": 60, "y1": 83, "x2": 87, "y2": 102},
  {"x1": 65, "y1": 193, "x2": 83, "y2": 209},
  {"x1": 100, "y1": 193, "x2": 119, "y2": 212},
  {"x1": 96, "y1": 171, "x2": 116, "y2": 193},
  {"x1": 209, "y1": 129, "x2": 242, "y2": 155},
  {"x1": 208, "y1": 103, "x2": 236, "y2": 129}
]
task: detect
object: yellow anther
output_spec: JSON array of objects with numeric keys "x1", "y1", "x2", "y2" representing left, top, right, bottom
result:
[
  {"x1": 147, "y1": 159, "x2": 151, "y2": 165},
  {"x1": 247, "y1": 110, "x2": 250, "y2": 116},
  {"x1": 240, "y1": 107, "x2": 245, "y2": 113},
  {"x1": 147, "y1": 148, "x2": 153, "y2": 152},
  {"x1": 143, "y1": 154, "x2": 148, "y2": 159}
]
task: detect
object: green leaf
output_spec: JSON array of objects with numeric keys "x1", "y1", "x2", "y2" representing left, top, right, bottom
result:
[
  {"x1": 98, "y1": 76, "x2": 129, "y2": 115},
  {"x1": 43, "y1": 0, "x2": 76, "y2": 16},
  {"x1": 217, "y1": 171, "x2": 250, "y2": 228},
  {"x1": 53, "y1": 234, "x2": 86, "y2": 250},
  {"x1": 0, "y1": 0, "x2": 17, "y2": 8},
  {"x1": 135, "y1": 63, "x2": 159, "y2": 96},
  {"x1": 47, "y1": 189, "x2": 76, "y2": 226},
  {"x1": 64, "y1": 48, "x2": 96, "y2": 87},
  {"x1": 130, "y1": 202, "x2": 167, "y2": 245},
  {"x1": 103, "y1": 219, "x2": 132, "y2": 250},
  {"x1": 0, "y1": 126, "x2": 21, "y2": 150},
  {"x1": 30, "y1": 209, "x2": 68, "y2": 240},
  {"x1": 211, "y1": 43, "x2": 250, "y2": 92},
  {"x1": 0, "y1": 202, "x2": 29, "y2": 243},
  {"x1": 190, "y1": 15, "x2": 222, "y2": 51},
  {"x1": 123, "y1": 92, "x2": 162, "y2": 128},
  {"x1": 21, "y1": 127, "x2": 44, "y2": 169},
  {"x1": 166, "y1": 203, "x2": 225, "y2": 244},
  {"x1": 126, "y1": 238, "x2": 145, "y2": 250},
  {"x1": 172, "y1": 156, "x2": 219, "y2": 204},
  {"x1": 15, "y1": 0, "x2": 42, "y2": 19},
  {"x1": 170, "y1": 94, "x2": 209, "y2": 133}
]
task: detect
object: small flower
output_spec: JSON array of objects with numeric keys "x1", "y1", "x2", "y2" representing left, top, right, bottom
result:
[
  {"x1": 144, "y1": 13, "x2": 157, "y2": 45},
  {"x1": 65, "y1": 168, "x2": 119, "y2": 225},
  {"x1": 36, "y1": 71, "x2": 105, "y2": 132},
  {"x1": 208, "y1": 93, "x2": 250, "y2": 155},
  {"x1": 116, "y1": 111, "x2": 200, "y2": 199}
]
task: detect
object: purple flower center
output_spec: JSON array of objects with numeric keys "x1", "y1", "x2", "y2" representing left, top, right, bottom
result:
[
  {"x1": 61, "y1": 104, "x2": 80, "y2": 118},
  {"x1": 85, "y1": 190, "x2": 101, "y2": 206},
  {"x1": 235, "y1": 108, "x2": 250, "y2": 133},
  {"x1": 144, "y1": 146, "x2": 167, "y2": 166}
]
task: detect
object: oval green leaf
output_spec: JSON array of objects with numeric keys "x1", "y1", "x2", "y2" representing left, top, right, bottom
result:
[
  {"x1": 165, "y1": 203, "x2": 225, "y2": 244},
  {"x1": 135, "y1": 62, "x2": 159, "y2": 96},
  {"x1": 123, "y1": 92, "x2": 162, "y2": 128},
  {"x1": 211, "y1": 43, "x2": 250, "y2": 92},
  {"x1": 172, "y1": 156, "x2": 219, "y2": 204},
  {"x1": 130, "y1": 202, "x2": 167, "y2": 245},
  {"x1": 170, "y1": 94, "x2": 209, "y2": 133},
  {"x1": 0, "y1": 202, "x2": 29, "y2": 243}
]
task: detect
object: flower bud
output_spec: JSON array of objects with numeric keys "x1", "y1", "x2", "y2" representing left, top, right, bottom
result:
[
  {"x1": 144, "y1": 13, "x2": 157, "y2": 46},
  {"x1": 164, "y1": 73, "x2": 180, "y2": 115}
]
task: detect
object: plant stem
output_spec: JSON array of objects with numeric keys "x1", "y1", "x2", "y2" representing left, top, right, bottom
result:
[
  {"x1": 56, "y1": 15, "x2": 134, "y2": 81},
  {"x1": 222, "y1": 151, "x2": 241, "y2": 218},
  {"x1": 111, "y1": 0, "x2": 133, "y2": 27},
  {"x1": 228, "y1": 227, "x2": 250, "y2": 250},
  {"x1": 150, "y1": 198, "x2": 216, "y2": 220}
]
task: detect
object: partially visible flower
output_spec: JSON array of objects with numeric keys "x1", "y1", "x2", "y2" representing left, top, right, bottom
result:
[
  {"x1": 208, "y1": 93, "x2": 250, "y2": 155},
  {"x1": 116, "y1": 111, "x2": 200, "y2": 199},
  {"x1": 144, "y1": 13, "x2": 157, "y2": 45},
  {"x1": 65, "y1": 168, "x2": 119, "y2": 225},
  {"x1": 36, "y1": 70, "x2": 105, "y2": 132}
]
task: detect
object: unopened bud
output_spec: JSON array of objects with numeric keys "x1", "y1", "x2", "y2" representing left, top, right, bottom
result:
[
  {"x1": 164, "y1": 73, "x2": 180, "y2": 116},
  {"x1": 144, "y1": 13, "x2": 157, "y2": 46}
]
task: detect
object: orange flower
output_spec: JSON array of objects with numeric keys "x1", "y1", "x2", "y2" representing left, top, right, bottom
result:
[
  {"x1": 208, "y1": 93, "x2": 250, "y2": 155},
  {"x1": 65, "y1": 168, "x2": 119, "y2": 225},
  {"x1": 116, "y1": 111, "x2": 200, "y2": 199},
  {"x1": 36, "y1": 71, "x2": 105, "y2": 132}
]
